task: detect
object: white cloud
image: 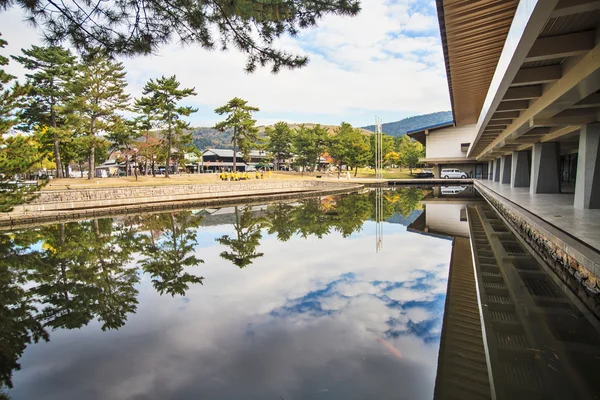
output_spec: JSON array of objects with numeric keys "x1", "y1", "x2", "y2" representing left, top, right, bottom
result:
[{"x1": 0, "y1": 0, "x2": 451, "y2": 127}]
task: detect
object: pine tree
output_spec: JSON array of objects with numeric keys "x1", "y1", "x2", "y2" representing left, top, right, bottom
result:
[
  {"x1": 12, "y1": 46, "x2": 78, "y2": 178},
  {"x1": 0, "y1": 33, "x2": 28, "y2": 135},
  {"x1": 106, "y1": 115, "x2": 142, "y2": 179},
  {"x1": 135, "y1": 75, "x2": 197, "y2": 177},
  {"x1": 0, "y1": 33, "x2": 40, "y2": 212},
  {"x1": 265, "y1": 121, "x2": 293, "y2": 171},
  {"x1": 214, "y1": 97, "x2": 259, "y2": 172},
  {"x1": 67, "y1": 52, "x2": 130, "y2": 179},
  {"x1": 1, "y1": 0, "x2": 360, "y2": 72}
]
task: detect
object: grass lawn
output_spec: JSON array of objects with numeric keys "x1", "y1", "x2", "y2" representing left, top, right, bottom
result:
[
  {"x1": 42, "y1": 171, "x2": 310, "y2": 190},
  {"x1": 353, "y1": 168, "x2": 414, "y2": 179}
]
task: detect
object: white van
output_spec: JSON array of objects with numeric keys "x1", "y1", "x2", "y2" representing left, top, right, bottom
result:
[{"x1": 441, "y1": 168, "x2": 468, "y2": 179}]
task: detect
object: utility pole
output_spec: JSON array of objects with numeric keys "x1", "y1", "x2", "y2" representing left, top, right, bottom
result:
[{"x1": 375, "y1": 116, "x2": 383, "y2": 179}]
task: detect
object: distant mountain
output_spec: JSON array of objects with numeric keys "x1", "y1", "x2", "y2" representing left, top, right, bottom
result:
[
  {"x1": 362, "y1": 111, "x2": 453, "y2": 137},
  {"x1": 386, "y1": 210, "x2": 423, "y2": 226},
  {"x1": 191, "y1": 123, "x2": 373, "y2": 152}
]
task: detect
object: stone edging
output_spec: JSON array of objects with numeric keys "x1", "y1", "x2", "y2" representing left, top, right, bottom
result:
[
  {"x1": 474, "y1": 181, "x2": 600, "y2": 294},
  {"x1": 0, "y1": 183, "x2": 363, "y2": 229}
]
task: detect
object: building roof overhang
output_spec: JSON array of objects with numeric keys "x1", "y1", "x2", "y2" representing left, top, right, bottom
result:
[
  {"x1": 407, "y1": 121, "x2": 455, "y2": 145},
  {"x1": 436, "y1": 0, "x2": 520, "y2": 127},
  {"x1": 444, "y1": 0, "x2": 600, "y2": 160}
]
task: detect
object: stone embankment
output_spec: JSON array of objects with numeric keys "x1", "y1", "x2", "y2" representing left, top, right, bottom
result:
[{"x1": 1, "y1": 180, "x2": 362, "y2": 228}]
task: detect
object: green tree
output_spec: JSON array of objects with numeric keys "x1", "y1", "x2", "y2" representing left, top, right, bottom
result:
[
  {"x1": 136, "y1": 75, "x2": 197, "y2": 177},
  {"x1": 0, "y1": 34, "x2": 41, "y2": 212},
  {"x1": 328, "y1": 122, "x2": 361, "y2": 178},
  {"x1": 139, "y1": 212, "x2": 205, "y2": 296},
  {"x1": 384, "y1": 150, "x2": 400, "y2": 167},
  {"x1": 292, "y1": 124, "x2": 328, "y2": 175},
  {"x1": 216, "y1": 206, "x2": 266, "y2": 269},
  {"x1": 369, "y1": 133, "x2": 394, "y2": 168},
  {"x1": 13, "y1": 45, "x2": 78, "y2": 178},
  {"x1": 265, "y1": 121, "x2": 293, "y2": 171},
  {"x1": 398, "y1": 135, "x2": 424, "y2": 174},
  {"x1": 0, "y1": 34, "x2": 28, "y2": 135},
  {"x1": 1, "y1": 1, "x2": 360, "y2": 72},
  {"x1": 214, "y1": 97, "x2": 259, "y2": 172},
  {"x1": 67, "y1": 52, "x2": 130, "y2": 179},
  {"x1": 106, "y1": 115, "x2": 141, "y2": 178}
]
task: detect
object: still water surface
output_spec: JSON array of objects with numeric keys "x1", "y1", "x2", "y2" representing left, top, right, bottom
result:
[{"x1": 2, "y1": 187, "x2": 462, "y2": 400}]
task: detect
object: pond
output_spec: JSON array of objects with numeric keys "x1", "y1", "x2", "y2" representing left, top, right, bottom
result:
[{"x1": 1, "y1": 186, "x2": 475, "y2": 400}]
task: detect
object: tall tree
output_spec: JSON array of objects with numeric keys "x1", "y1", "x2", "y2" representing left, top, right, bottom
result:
[
  {"x1": 292, "y1": 124, "x2": 328, "y2": 175},
  {"x1": 398, "y1": 135, "x2": 425, "y2": 174},
  {"x1": 0, "y1": 1, "x2": 360, "y2": 72},
  {"x1": 0, "y1": 33, "x2": 27, "y2": 135},
  {"x1": 0, "y1": 33, "x2": 41, "y2": 212},
  {"x1": 369, "y1": 133, "x2": 394, "y2": 167},
  {"x1": 12, "y1": 46, "x2": 77, "y2": 178},
  {"x1": 107, "y1": 115, "x2": 141, "y2": 178},
  {"x1": 265, "y1": 121, "x2": 293, "y2": 171},
  {"x1": 67, "y1": 52, "x2": 130, "y2": 179},
  {"x1": 136, "y1": 75, "x2": 197, "y2": 177},
  {"x1": 214, "y1": 97, "x2": 259, "y2": 172},
  {"x1": 328, "y1": 122, "x2": 368, "y2": 178}
]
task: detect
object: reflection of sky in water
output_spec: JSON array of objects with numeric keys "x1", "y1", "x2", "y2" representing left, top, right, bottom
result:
[{"x1": 10, "y1": 216, "x2": 452, "y2": 400}]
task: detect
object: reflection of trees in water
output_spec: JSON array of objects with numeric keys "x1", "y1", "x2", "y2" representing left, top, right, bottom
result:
[
  {"x1": 0, "y1": 188, "x2": 429, "y2": 392},
  {"x1": 0, "y1": 233, "x2": 48, "y2": 391},
  {"x1": 139, "y1": 212, "x2": 205, "y2": 296},
  {"x1": 0, "y1": 211, "x2": 207, "y2": 392},
  {"x1": 263, "y1": 188, "x2": 427, "y2": 244},
  {"x1": 216, "y1": 206, "x2": 268, "y2": 269}
]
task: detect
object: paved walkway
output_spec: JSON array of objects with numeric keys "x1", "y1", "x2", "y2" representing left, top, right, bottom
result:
[{"x1": 476, "y1": 180, "x2": 600, "y2": 252}]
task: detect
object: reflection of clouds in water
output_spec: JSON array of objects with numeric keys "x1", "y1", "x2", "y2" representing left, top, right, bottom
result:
[
  {"x1": 267, "y1": 266, "x2": 448, "y2": 345},
  {"x1": 11, "y1": 222, "x2": 452, "y2": 400}
]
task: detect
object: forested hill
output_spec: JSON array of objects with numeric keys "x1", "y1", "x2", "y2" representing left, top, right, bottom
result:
[{"x1": 362, "y1": 111, "x2": 453, "y2": 137}]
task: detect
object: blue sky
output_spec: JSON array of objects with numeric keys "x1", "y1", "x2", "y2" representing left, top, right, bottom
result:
[{"x1": 0, "y1": 0, "x2": 451, "y2": 127}]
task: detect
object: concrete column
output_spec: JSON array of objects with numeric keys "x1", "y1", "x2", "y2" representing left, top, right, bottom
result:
[
  {"x1": 494, "y1": 158, "x2": 501, "y2": 182},
  {"x1": 500, "y1": 154, "x2": 512, "y2": 184},
  {"x1": 488, "y1": 161, "x2": 493, "y2": 180},
  {"x1": 575, "y1": 123, "x2": 600, "y2": 209},
  {"x1": 530, "y1": 142, "x2": 560, "y2": 194},
  {"x1": 511, "y1": 150, "x2": 530, "y2": 187}
]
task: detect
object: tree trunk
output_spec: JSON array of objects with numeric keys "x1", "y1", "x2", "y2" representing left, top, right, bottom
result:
[
  {"x1": 152, "y1": 160, "x2": 155, "y2": 177},
  {"x1": 133, "y1": 154, "x2": 138, "y2": 181},
  {"x1": 165, "y1": 117, "x2": 172, "y2": 177},
  {"x1": 166, "y1": 135, "x2": 172, "y2": 178},
  {"x1": 51, "y1": 106, "x2": 64, "y2": 179},
  {"x1": 78, "y1": 161, "x2": 83, "y2": 177},
  {"x1": 88, "y1": 117, "x2": 96, "y2": 180},
  {"x1": 232, "y1": 131, "x2": 237, "y2": 172},
  {"x1": 125, "y1": 155, "x2": 130, "y2": 177},
  {"x1": 354, "y1": 166, "x2": 358, "y2": 177}
]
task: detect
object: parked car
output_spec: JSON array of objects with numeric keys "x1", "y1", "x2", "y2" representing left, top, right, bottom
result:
[
  {"x1": 441, "y1": 168, "x2": 468, "y2": 179},
  {"x1": 441, "y1": 185, "x2": 467, "y2": 195},
  {"x1": 414, "y1": 168, "x2": 434, "y2": 178}
]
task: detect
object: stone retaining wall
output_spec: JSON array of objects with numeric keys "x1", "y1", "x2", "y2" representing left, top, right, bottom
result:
[
  {"x1": 475, "y1": 181, "x2": 600, "y2": 312},
  {"x1": 12, "y1": 180, "x2": 357, "y2": 212},
  {"x1": 2, "y1": 180, "x2": 362, "y2": 228}
]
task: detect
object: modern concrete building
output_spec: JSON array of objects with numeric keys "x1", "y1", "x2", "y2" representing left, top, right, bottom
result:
[
  {"x1": 411, "y1": 0, "x2": 600, "y2": 213},
  {"x1": 416, "y1": 2, "x2": 600, "y2": 398}
]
